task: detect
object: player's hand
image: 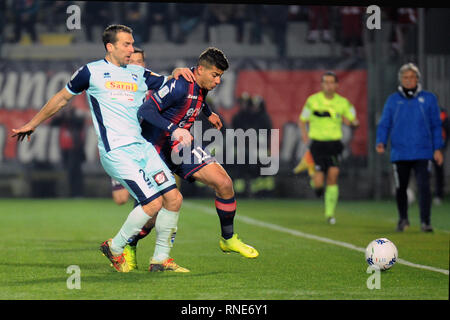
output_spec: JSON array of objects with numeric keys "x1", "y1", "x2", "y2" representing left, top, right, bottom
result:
[
  {"x1": 302, "y1": 135, "x2": 309, "y2": 145},
  {"x1": 351, "y1": 119, "x2": 360, "y2": 128},
  {"x1": 11, "y1": 124, "x2": 35, "y2": 142},
  {"x1": 434, "y1": 150, "x2": 443, "y2": 166},
  {"x1": 208, "y1": 113, "x2": 222, "y2": 130},
  {"x1": 172, "y1": 127, "x2": 193, "y2": 147},
  {"x1": 375, "y1": 143, "x2": 385, "y2": 154},
  {"x1": 172, "y1": 68, "x2": 195, "y2": 82}
]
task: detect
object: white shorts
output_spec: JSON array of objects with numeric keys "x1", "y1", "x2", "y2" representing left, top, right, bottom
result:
[{"x1": 100, "y1": 142, "x2": 176, "y2": 205}]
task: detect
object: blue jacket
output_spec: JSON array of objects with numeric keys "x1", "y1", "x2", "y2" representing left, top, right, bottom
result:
[{"x1": 376, "y1": 86, "x2": 443, "y2": 162}]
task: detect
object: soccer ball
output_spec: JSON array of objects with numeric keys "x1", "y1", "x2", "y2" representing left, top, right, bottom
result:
[{"x1": 365, "y1": 238, "x2": 398, "y2": 271}]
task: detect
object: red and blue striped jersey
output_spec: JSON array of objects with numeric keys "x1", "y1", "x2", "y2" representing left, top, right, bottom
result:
[{"x1": 138, "y1": 75, "x2": 208, "y2": 152}]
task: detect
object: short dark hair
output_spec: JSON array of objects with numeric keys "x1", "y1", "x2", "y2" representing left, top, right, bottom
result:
[
  {"x1": 198, "y1": 47, "x2": 229, "y2": 71},
  {"x1": 321, "y1": 71, "x2": 338, "y2": 83},
  {"x1": 102, "y1": 24, "x2": 133, "y2": 50},
  {"x1": 133, "y1": 47, "x2": 145, "y2": 59}
]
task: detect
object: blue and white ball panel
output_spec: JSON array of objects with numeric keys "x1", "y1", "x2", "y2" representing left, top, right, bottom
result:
[{"x1": 100, "y1": 142, "x2": 176, "y2": 205}]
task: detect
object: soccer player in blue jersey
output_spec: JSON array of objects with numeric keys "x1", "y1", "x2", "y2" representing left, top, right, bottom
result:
[
  {"x1": 12, "y1": 24, "x2": 195, "y2": 272},
  {"x1": 131, "y1": 47, "x2": 259, "y2": 265},
  {"x1": 111, "y1": 47, "x2": 145, "y2": 206},
  {"x1": 111, "y1": 47, "x2": 182, "y2": 207},
  {"x1": 108, "y1": 46, "x2": 183, "y2": 271}
]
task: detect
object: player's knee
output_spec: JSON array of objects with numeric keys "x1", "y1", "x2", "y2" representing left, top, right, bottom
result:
[
  {"x1": 112, "y1": 190, "x2": 129, "y2": 205},
  {"x1": 326, "y1": 168, "x2": 340, "y2": 185},
  {"x1": 216, "y1": 175, "x2": 234, "y2": 196},
  {"x1": 163, "y1": 189, "x2": 183, "y2": 212},
  {"x1": 142, "y1": 196, "x2": 163, "y2": 217},
  {"x1": 327, "y1": 177, "x2": 338, "y2": 185},
  {"x1": 113, "y1": 196, "x2": 128, "y2": 206},
  {"x1": 173, "y1": 190, "x2": 183, "y2": 210}
]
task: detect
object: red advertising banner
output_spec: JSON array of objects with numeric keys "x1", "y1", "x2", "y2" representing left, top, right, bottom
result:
[
  {"x1": 220, "y1": 70, "x2": 367, "y2": 156},
  {"x1": 0, "y1": 93, "x2": 89, "y2": 161},
  {"x1": 0, "y1": 60, "x2": 367, "y2": 167}
]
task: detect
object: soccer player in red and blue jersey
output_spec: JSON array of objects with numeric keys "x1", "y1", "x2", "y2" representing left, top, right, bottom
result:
[{"x1": 133, "y1": 47, "x2": 259, "y2": 263}]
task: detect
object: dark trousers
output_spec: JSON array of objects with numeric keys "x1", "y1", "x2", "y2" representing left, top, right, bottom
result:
[
  {"x1": 62, "y1": 150, "x2": 84, "y2": 197},
  {"x1": 393, "y1": 160, "x2": 432, "y2": 224},
  {"x1": 432, "y1": 159, "x2": 444, "y2": 199}
]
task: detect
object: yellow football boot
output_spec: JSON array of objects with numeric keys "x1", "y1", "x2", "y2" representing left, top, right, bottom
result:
[
  {"x1": 149, "y1": 258, "x2": 190, "y2": 272},
  {"x1": 123, "y1": 245, "x2": 138, "y2": 270},
  {"x1": 99, "y1": 239, "x2": 131, "y2": 273},
  {"x1": 219, "y1": 234, "x2": 259, "y2": 258}
]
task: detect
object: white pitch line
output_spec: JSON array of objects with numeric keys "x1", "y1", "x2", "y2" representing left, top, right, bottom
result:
[{"x1": 183, "y1": 201, "x2": 449, "y2": 276}]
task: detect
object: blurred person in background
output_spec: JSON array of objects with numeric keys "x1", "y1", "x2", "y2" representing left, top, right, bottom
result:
[
  {"x1": 298, "y1": 71, "x2": 359, "y2": 225},
  {"x1": 122, "y1": 3, "x2": 146, "y2": 45},
  {"x1": 248, "y1": 5, "x2": 264, "y2": 45},
  {"x1": 42, "y1": 1, "x2": 70, "y2": 33},
  {"x1": 306, "y1": 6, "x2": 332, "y2": 43},
  {"x1": 387, "y1": 8, "x2": 418, "y2": 56},
  {"x1": 145, "y1": 3, "x2": 174, "y2": 43},
  {"x1": 232, "y1": 93, "x2": 273, "y2": 196},
  {"x1": 339, "y1": 6, "x2": 364, "y2": 57},
  {"x1": 376, "y1": 63, "x2": 443, "y2": 232},
  {"x1": 174, "y1": 3, "x2": 206, "y2": 44},
  {"x1": 12, "y1": 0, "x2": 39, "y2": 43},
  {"x1": 0, "y1": 1, "x2": 6, "y2": 48},
  {"x1": 432, "y1": 104, "x2": 449, "y2": 205},
  {"x1": 84, "y1": 2, "x2": 112, "y2": 42},
  {"x1": 204, "y1": 4, "x2": 246, "y2": 43},
  {"x1": 51, "y1": 107, "x2": 87, "y2": 198}
]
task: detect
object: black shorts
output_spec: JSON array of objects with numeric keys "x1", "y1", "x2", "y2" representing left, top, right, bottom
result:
[
  {"x1": 159, "y1": 141, "x2": 216, "y2": 183},
  {"x1": 310, "y1": 140, "x2": 343, "y2": 172}
]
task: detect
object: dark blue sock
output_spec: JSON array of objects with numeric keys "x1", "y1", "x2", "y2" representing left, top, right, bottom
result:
[{"x1": 215, "y1": 197, "x2": 236, "y2": 240}]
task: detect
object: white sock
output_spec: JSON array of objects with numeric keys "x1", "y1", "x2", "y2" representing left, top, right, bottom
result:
[
  {"x1": 110, "y1": 205, "x2": 151, "y2": 254},
  {"x1": 152, "y1": 207, "x2": 179, "y2": 262}
]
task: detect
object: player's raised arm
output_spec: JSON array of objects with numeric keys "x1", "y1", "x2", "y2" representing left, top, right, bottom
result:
[{"x1": 11, "y1": 87, "x2": 75, "y2": 141}]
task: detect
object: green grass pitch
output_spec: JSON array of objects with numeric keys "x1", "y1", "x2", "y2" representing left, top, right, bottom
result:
[{"x1": 0, "y1": 198, "x2": 448, "y2": 300}]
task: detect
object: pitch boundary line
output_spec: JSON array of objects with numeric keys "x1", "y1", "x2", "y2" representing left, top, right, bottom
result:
[{"x1": 183, "y1": 201, "x2": 449, "y2": 276}]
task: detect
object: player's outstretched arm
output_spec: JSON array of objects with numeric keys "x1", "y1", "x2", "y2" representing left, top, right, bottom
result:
[{"x1": 12, "y1": 88, "x2": 74, "y2": 141}]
